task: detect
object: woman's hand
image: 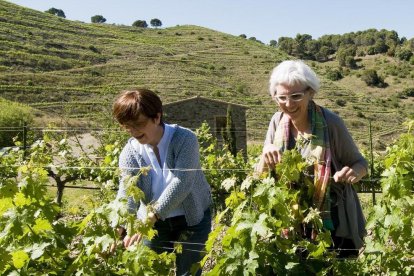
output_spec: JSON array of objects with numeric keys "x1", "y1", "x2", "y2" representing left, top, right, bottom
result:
[
  {"x1": 123, "y1": 233, "x2": 142, "y2": 248},
  {"x1": 122, "y1": 211, "x2": 158, "y2": 248},
  {"x1": 109, "y1": 227, "x2": 142, "y2": 253},
  {"x1": 333, "y1": 165, "x2": 365, "y2": 184},
  {"x1": 262, "y1": 144, "x2": 281, "y2": 170},
  {"x1": 122, "y1": 212, "x2": 158, "y2": 248},
  {"x1": 147, "y1": 211, "x2": 158, "y2": 225},
  {"x1": 109, "y1": 227, "x2": 127, "y2": 253},
  {"x1": 109, "y1": 212, "x2": 158, "y2": 253}
]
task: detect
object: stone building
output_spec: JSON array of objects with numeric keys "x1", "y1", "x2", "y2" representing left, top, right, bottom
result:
[{"x1": 163, "y1": 96, "x2": 249, "y2": 154}]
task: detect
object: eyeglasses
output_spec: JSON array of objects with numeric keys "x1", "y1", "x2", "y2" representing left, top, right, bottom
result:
[{"x1": 273, "y1": 88, "x2": 309, "y2": 103}]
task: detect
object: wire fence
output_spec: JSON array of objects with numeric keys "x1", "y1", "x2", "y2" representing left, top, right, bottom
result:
[
  {"x1": 0, "y1": 120, "x2": 400, "y2": 203},
  {"x1": 0, "y1": 126, "x2": 403, "y2": 269}
]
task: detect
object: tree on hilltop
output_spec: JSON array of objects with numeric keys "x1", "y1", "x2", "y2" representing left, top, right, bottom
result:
[
  {"x1": 91, "y1": 15, "x2": 106, "y2": 23},
  {"x1": 45, "y1": 7, "x2": 66, "y2": 18},
  {"x1": 132, "y1": 20, "x2": 148, "y2": 28},
  {"x1": 150, "y1": 18, "x2": 162, "y2": 28}
]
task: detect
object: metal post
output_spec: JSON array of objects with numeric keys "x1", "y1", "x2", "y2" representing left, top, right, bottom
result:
[
  {"x1": 368, "y1": 119, "x2": 376, "y2": 205},
  {"x1": 23, "y1": 121, "x2": 27, "y2": 160}
]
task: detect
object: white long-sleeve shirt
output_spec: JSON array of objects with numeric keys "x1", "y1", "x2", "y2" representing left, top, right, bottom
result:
[{"x1": 133, "y1": 123, "x2": 185, "y2": 219}]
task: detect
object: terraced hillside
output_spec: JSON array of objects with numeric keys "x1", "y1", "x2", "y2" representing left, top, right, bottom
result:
[{"x1": 1, "y1": 1, "x2": 413, "y2": 149}]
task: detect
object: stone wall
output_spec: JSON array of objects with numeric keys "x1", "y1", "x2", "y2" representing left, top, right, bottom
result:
[{"x1": 164, "y1": 97, "x2": 247, "y2": 155}]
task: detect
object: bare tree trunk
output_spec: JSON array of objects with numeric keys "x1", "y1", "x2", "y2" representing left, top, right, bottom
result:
[{"x1": 56, "y1": 178, "x2": 64, "y2": 206}]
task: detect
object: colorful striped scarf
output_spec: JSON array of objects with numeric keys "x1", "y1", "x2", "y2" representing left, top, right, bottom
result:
[{"x1": 273, "y1": 101, "x2": 333, "y2": 230}]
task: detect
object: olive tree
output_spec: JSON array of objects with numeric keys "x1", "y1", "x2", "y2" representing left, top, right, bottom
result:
[
  {"x1": 132, "y1": 20, "x2": 148, "y2": 28},
  {"x1": 45, "y1": 7, "x2": 65, "y2": 18},
  {"x1": 150, "y1": 18, "x2": 162, "y2": 28},
  {"x1": 269, "y1": 40, "x2": 277, "y2": 47},
  {"x1": 91, "y1": 15, "x2": 106, "y2": 23},
  {"x1": 336, "y1": 45, "x2": 357, "y2": 68}
]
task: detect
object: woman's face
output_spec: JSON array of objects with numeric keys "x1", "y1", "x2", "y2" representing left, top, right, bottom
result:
[
  {"x1": 122, "y1": 113, "x2": 162, "y2": 146},
  {"x1": 273, "y1": 83, "x2": 313, "y2": 122}
]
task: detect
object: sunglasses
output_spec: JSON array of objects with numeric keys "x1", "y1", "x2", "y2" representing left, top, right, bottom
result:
[{"x1": 273, "y1": 88, "x2": 309, "y2": 103}]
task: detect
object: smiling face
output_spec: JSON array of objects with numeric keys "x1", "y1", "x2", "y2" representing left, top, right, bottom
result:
[
  {"x1": 274, "y1": 83, "x2": 313, "y2": 123},
  {"x1": 122, "y1": 113, "x2": 163, "y2": 146}
]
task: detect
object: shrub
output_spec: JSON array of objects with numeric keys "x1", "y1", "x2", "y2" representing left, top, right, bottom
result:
[
  {"x1": 398, "y1": 87, "x2": 414, "y2": 98},
  {"x1": 357, "y1": 111, "x2": 365, "y2": 118},
  {"x1": 88, "y1": 45, "x2": 99, "y2": 53},
  {"x1": 326, "y1": 68, "x2": 343, "y2": 81},
  {"x1": 367, "y1": 46, "x2": 376, "y2": 55},
  {"x1": 236, "y1": 84, "x2": 247, "y2": 94},
  {"x1": 396, "y1": 48, "x2": 413, "y2": 61},
  {"x1": 361, "y1": 69, "x2": 387, "y2": 87},
  {"x1": 335, "y1": 99, "x2": 347, "y2": 107}
]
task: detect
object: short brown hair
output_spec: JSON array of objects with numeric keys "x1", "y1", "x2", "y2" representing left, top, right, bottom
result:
[{"x1": 112, "y1": 89, "x2": 163, "y2": 124}]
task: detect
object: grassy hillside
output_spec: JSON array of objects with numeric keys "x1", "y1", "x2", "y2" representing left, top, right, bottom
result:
[{"x1": 1, "y1": 1, "x2": 413, "y2": 149}]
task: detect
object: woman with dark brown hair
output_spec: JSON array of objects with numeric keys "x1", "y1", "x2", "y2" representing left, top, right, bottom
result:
[{"x1": 113, "y1": 88, "x2": 212, "y2": 275}]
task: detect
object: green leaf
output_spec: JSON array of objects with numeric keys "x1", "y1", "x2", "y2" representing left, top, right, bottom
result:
[
  {"x1": 285, "y1": 262, "x2": 299, "y2": 270},
  {"x1": 0, "y1": 181, "x2": 18, "y2": 198},
  {"x1": 11, "y1": 250, "x2": 29, "y2": 269},
  {"x1": 95, "y1": 234, "x2": 113, "y2": 252},
  {"x1": 0, "y1": 198, "x2": 13, "y2": 216},
  {"x1": 30, "y1": 242, "x2": 50, "y2": 260},
  {"x1": 221, "y1": 177, "x2": 236, "y2": 192},
  {"x1": 252, "y1": 214, "x2": 272, "y2": 237},
  {"x1": 225, "y1": 191, "x2": 245, "y2": 208},
  {"x1": 13, "y1": 192, "x2": 31, "y2": 207},
  {"x1": 240, "y1": 176, "x2": 253, "y2": 191},
  {"x1": 33, "y1": 218, "x2": 52, "y2": 234}
]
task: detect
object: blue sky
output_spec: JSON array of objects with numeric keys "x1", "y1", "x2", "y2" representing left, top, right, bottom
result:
[{"x1": 7, "y1": 0, "x2": 414, "y2": 43}]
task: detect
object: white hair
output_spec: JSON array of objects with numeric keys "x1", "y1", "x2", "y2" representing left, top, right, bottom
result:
[{"x1": 269, "y1": 60, "x2": 320, "y2": 97}]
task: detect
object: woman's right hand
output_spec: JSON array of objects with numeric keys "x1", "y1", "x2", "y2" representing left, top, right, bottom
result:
[
  {"x1": 110, "y1": 227, "x2": 125, "y2": 253},
  {"x1": 262, "y1": 144, "x2": 281, "y2": 170},
  {"x1": 123, "y1": 233, "x2": 142, "y2": 248},
  {"x1": 110, "y1": 227, "x2": 142, "y2": 253}
]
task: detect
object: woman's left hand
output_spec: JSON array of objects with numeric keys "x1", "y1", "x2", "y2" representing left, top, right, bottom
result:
[
  {"x1": 147, "y1": 211, "x2": 158, "y2": 225},
  {"x1": 333, "y1": 166, "x2": 361, "y2": 184}
]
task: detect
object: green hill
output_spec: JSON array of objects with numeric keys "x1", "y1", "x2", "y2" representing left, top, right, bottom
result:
[{"x1": 0, "y1": 1, "x2": 413, "y2": 149}]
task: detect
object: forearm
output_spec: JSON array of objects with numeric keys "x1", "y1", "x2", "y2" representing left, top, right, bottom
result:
[
  {"x1": 351, "y1": 162, "x2": 368, "y2": 182},
  {"x1": 154, "y1": 172, "x2": 195, "y2": 218}
]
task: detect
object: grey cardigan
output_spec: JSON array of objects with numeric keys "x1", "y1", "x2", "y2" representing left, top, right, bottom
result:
[
  {"x1": 264, "y1": 107, "x2": 367, "y2": 248},
  {"x1": 117, "y1": 125, "x2": 212, "y2": 226}
]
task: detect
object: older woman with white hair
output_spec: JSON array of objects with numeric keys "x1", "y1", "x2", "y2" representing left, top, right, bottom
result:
[{"x1": 258, "y1": 60, "x2": 368, "y2": 257}]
